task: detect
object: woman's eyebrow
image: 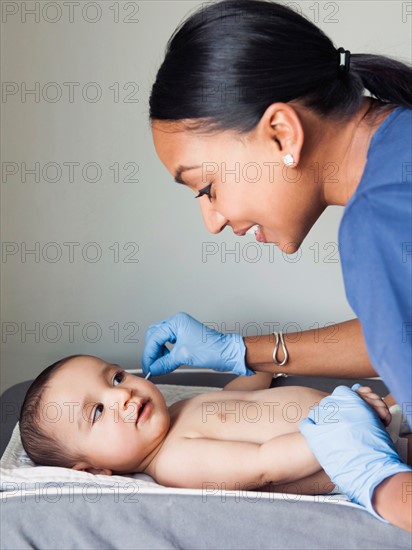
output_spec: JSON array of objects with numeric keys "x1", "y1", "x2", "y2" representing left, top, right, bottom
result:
[{"x1": 174, "y1": 165, "x2": 201, "y2": 185}]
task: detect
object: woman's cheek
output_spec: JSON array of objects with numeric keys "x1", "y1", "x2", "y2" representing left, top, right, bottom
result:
[{"x1": 220, "y1": 190, "x2": 248, "y2": 215}]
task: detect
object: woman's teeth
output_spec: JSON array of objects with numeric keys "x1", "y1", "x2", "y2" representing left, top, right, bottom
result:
[{"x1": 246, "y1": 224, "x2": 260, "y2": 235}]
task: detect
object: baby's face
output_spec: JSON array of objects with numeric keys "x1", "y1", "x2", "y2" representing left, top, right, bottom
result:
[{"x1": 41, "y1": 356, "x2": 170, "y2": 474}]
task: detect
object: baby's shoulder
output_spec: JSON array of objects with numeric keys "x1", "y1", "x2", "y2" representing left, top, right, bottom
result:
[{"x1": 144, "y1": 428, "x2": 194, "y2": 482}]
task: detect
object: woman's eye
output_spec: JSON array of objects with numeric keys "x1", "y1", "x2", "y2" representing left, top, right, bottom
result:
[
  {"x1": 113, "y1": 371, "x2": 125, "y2": 386},
  {"x1": 92, "y1": 404, "x2": 103, "y2": 424},
  {"x1": 194, "y1": 183, "x2": 213, "y2": 202}
]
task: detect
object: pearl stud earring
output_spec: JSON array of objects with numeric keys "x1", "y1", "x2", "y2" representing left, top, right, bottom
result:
[{"x1": 282, "y1": 153, "x2": 295, "y2": 167}]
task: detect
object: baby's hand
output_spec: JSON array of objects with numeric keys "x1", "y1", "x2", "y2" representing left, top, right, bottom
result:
[{"x1": 352, "y1": 384, "x2": 392, "y2": 427}]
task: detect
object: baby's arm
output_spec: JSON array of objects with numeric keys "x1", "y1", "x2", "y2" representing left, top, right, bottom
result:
[
  {"x1": 154, "y1": 432, "x2": 320, "y2": 490},
  {"x1": 222, "y1": 371, "x2": 273, "y2": 392}
]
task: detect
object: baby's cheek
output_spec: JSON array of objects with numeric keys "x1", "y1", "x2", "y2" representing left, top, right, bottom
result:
[{"x1": 101, "y1": 437, "x2": 137, "y2": 469}]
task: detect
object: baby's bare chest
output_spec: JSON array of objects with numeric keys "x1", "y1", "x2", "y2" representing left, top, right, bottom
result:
[{"x1": 168, "y1": 387, "x2": 325, "y2": 443}]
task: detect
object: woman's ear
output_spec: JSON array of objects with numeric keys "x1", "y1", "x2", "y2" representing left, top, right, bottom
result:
[
  {"x1": 72, "y1": 463, "x2": 113, "y2": 476},
  {"x1": 258, "y1": 102, "x2": 304, "y2": 165}
]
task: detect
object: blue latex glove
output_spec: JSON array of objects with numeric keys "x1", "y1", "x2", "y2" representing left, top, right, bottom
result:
[
  {"x1": 299, "y1": 384, "x2": 412, "y2": 522},
  {"x1": 142, "y1": 312, "x2": 255, "y2": 377}
]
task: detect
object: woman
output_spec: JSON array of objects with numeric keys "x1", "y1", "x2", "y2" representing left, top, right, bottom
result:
[{"x1": 143, "y1": 0, "x2": 412, "y2": 530}]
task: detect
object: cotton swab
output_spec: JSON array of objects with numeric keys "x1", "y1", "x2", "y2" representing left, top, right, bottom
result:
[{"x1": 145, "y1": 372, "x2": 151, "y2": 380}]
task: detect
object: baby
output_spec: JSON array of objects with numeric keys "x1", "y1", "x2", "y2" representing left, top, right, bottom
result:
[{"x1": 19, "y1": 354, "x2": 400, "y2": 494}]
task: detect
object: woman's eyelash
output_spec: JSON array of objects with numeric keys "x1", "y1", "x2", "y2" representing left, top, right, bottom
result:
[
  {"x1": 91, "y1": 370, "x2": 125, "y2": 424},
  {"x1": 194, "y1": 183, "x2": 213, "y2": 202}
]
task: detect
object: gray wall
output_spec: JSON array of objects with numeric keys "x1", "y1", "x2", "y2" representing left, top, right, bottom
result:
[{"x1": 1, "y1": 1, "x2": 411, "y2": 391}]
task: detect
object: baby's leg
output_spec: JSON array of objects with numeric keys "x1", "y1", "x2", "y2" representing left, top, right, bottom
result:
[{"x1": 261, "y1": 470, "x2": 334, "y2": 495}]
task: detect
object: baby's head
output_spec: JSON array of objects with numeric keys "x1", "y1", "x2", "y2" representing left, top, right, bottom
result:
[{"x1": 19, "y1": 355, "x2": 170, "y2": 475}]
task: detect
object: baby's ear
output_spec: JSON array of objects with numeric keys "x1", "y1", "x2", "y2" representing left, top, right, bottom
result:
[{"x1": 72, "y1": 463, "x2": 113, "y2": 476}]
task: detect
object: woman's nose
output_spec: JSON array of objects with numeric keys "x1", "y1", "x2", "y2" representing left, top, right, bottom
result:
[{"x1": 198, "y1": 197, "x2": 228, "y2": 234}]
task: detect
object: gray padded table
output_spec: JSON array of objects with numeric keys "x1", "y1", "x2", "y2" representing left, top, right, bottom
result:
[{"x1": 2, "y1": 373, "x2": 411, "y2": 550}]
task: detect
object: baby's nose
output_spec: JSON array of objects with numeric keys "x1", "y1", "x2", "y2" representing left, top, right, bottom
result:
[
  {"x1": 108, "y1": 386, "x2": 133, "y2": 410},
  {"x1": 121, "y1": 387, "x2": 134, "y2": 405}
]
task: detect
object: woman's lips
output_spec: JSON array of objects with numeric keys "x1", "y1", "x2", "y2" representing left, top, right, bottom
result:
[
  {"x1": 255, "y1": 226, "x2": 267, "y2": 243},
  {"x1": 245, "y1": 224, "x2": 267, "y2": 243},
  {"x1": 234, "y1": 224, "x2": 268, "y2": 243},
  {"x1": 234, "y1": 226, "x2": 254, "y2": 236},
  {"x1": 245, "y1": 224, "x2": 259, "y2": 236}
]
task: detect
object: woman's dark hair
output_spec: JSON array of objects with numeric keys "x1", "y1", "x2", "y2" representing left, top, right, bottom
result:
[
  {"x1": 149, "y1": 0, "x2": 412, "y2": 132},
  {"x1": 19, "y1": 354, "x2": 86, "y2": 468}
]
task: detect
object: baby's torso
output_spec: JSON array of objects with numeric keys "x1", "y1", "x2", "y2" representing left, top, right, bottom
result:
[
  {"x1": 163, "y1": 386, "x2": 327, "y2": 445},
  {"x1": 143, "y1": 386, "x2": 331, "y2": 491}
]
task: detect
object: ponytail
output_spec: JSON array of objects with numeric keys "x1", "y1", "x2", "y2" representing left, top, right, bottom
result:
[
  {"x1": 351, "y1": 54, "x2": 412, "y2": 107},
  {"x1": 149, "y1": 0, "x2": 412, "y2": 133}
]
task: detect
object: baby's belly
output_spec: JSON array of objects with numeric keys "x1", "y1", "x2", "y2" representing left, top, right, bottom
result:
[{"x1": 171, "y1": 386, "x2": 328, "y2": 443}]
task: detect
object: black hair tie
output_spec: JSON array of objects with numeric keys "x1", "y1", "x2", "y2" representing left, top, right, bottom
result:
[{"x1": 337, "y1": 47, "x2": 351, "y2": 75}]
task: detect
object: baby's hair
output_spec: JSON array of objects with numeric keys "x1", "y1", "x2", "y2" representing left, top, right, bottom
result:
[{"x1": 19, "y1": 354, "x2": 87, "y2": 468}]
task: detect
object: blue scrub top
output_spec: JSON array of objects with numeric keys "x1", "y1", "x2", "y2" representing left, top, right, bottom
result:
[{"x1": 339, "y1": 106, "x2": 412, "y2": 417}]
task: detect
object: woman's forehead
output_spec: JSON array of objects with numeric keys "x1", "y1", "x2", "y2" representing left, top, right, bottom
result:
[{"x1": 152, "y1": 121, "x2": 247, "y2": 169}]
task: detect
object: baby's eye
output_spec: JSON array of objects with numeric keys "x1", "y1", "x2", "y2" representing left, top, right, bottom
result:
[
  {"x1": 92, "y1": 404, "x2": 103, "y2": 424},
  {"x1": 113, "y1": 371, "x2": 125, "y2": 386}
]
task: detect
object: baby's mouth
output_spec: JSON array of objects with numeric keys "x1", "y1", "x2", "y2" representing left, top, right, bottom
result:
[{"x1": 136, "y1": 400, "x2": 149, "y2": 422}]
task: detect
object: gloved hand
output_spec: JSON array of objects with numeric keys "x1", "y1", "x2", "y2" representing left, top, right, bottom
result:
[
  {"x1": 299, "y1": 384, "x2": 412, "y2": 522},
  {"x1": 142, "y1": 312, "x2": 255, "y2": 377}
]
